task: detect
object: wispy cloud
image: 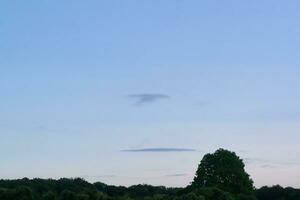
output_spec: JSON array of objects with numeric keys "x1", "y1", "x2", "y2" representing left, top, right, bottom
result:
[
  {"x1": 81, "y1": 174, "x2": 117, "y2": 179},
  {"x1": 245, "y1": 157, "x2": 300, "y2": 168},
  {"x1": 244, "y1": 158, "x2": 269, "y2": 164},
  {"x1": 92, "y1": 175, "x2": 117, "y2": 178},
  {"x1": 127, "y1": 93, "x2": 170, "y2": 105},
  {"x1": 165, "y1": 173, "x2": 189, "y2": 177},
  {"x1": 121, "y1": 148, "x2": 196, "y2": 152},
  {"x1": 260, "y1": 164, "x2": 278, "y2": 169}
]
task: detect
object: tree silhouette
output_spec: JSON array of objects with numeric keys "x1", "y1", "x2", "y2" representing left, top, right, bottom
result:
[
  {"x1": 1, "y1": 149, "x2": 299, "y2": 200},
  {"x1": 192, "y1": 149, "x2": 254, "y2": 195},
  {"x1": 42, "y1": 191, "x2": 56, "y2": 200}
]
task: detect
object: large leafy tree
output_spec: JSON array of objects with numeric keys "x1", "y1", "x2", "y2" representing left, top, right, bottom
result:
[{"x1": 192, "y1": 149, "x2": 254, "y2": 195}]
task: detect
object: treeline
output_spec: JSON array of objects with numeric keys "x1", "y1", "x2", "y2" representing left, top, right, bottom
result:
[
  {"x1": 1, "y1": 178, "x2": 177, "y2": 200},
  {"x1": 255, "y1": 185, "x2": 300, "y2": 200},
  {"x1": 1, "y1": 149, "x2": 299, "y2": 200},
  {"x1": 0, "y1": 178, "x2": 299, "y2": 200}
]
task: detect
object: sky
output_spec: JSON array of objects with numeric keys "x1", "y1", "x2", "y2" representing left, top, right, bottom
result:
[{"x1": 1, "y1": 0, "x2": 300, "y2": 188}]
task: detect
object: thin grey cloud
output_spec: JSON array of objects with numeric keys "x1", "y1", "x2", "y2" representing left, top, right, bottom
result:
[
  {"x1": 245, "y1": 157, "x2": 300, "y2": 168},
  {"x1": 244, "y1": 158, "x2": 269, "y2": 164},
  {"x1": 92, "y1": 175, "x2": 117, "y2": 178},
  {"x1": 260, "y1": 164, "x2": 278, "y2": 169},
  {"x1": 127, "y1": 94, "x2": 170, "y2": 105},
  {"x1": 81, "y1": 174, "x2": 117, "y2": 179},
  {"x1": 165, "y1": 173, "x2": 189, "y2": 177},
  {"x1": 121, "y1": 148, "x2": 196, "y2": 152}
]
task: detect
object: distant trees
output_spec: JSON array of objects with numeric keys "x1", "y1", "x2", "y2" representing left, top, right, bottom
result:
[
  {"x1": 60, "y1": 190, "x2": 77, "y2": 200},
  {"x1": 0, "y1": 186, "x2": 33, "y2": 200},
  {"x1": 175, "y1": 192, "x2": 205, "y2": 200},
  {"x1": 255, "y1": 185, "x2": 300, "y2": 200},
  {"x1": 42, "y1": 191, "x2": 56, "y2": 200},
  {"x1": 0, "y1": 149, "x2": 300, "y2": 200}
]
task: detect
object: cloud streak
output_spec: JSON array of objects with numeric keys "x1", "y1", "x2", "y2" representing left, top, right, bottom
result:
[
  {"x1": 127, "y1": 94, "x2": 170, "y2": 105},
  {"x1": 121, "y1": 148, "x2": 196, "y2": 152},
  {"x1": 245, "y1": 157, "x2": 300, "y2": 168},
  {"x1": 165, "y1": 173, "x2": 189, "y2": 177}
]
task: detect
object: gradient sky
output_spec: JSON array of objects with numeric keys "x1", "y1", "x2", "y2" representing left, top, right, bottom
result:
[{"x1": 1, "y1": 0, "x2": 300, "y2": 188}]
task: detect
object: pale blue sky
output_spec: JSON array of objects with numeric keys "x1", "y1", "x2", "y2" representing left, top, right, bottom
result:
[{"x1": 1, "y1": 1, "x2": 300, "y2": 187}]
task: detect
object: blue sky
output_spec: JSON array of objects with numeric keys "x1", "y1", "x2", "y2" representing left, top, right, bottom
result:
[{"x1": 1, "y1": 0, "x2": 300, "y2": 187}]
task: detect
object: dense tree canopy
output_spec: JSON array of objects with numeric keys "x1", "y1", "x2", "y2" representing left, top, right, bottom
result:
[
  {"x1": 192, "y1": 149, "x2": 254, "y2": 195},
  {"x1": 0, "y1": 149, "x2": 299, "y2": 200},
  {"x1": 255, "y1": 185, "x2": 300, "y2": 200}
]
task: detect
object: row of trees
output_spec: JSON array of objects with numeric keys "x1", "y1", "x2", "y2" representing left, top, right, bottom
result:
[{"x1": 1, "y1": 149, "x2": 299, "y2": 200}]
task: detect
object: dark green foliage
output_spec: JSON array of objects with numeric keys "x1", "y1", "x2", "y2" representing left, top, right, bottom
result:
[
  {"x1": 0, "y1": 177, "x2": 299, "y2": 200},
  {"x1": 42, "y1": 191, "x2": 56, "y2": 200},
  {"x1": 0, "y1": 186, "x2": 33, "y2": 200},
  {"x1": 0, "y1": 149, "x2": 299, "y2": 200},
  {"x1": 94, "y1": 182, "x2": 127, "y2": 197},
  {"x1": 192, "y1": 149, "x2": 254, "y2": 195},
  {"x1": 195, "y1": 187, "x2": 234, "y2": 200},
  {"x1": 60, "y1": 190, "x2": 77, "y2": 200},
  {"x1": 176, "y1": 192, "x2": 205, "y2": 200},
  {"x1": 76, "y1": 193, "x2": 89, "y2": 200},
  {"x1": 255, "y1": 185, "x2": 300, "y2": 200},
  {"x1": 236, "y1": 193, "x2": 257, "y2": 200}
]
